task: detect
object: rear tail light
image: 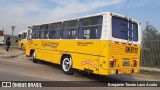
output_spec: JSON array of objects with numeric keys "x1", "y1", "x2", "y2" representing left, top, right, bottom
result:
[
  {"x1": 133, "y1": 60, "x2": 138, "y2": 67},
  {"x1": 110, "y1": 59, "x2": 116, "y2": 67}
]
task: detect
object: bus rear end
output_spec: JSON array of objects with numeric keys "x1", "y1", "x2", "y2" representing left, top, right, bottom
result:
[
  {"x1": 0, "y1": 30, "x2": 4, "y2": 45},
  {"x1": 107, "y1": 14, "x2": 141, "y2": 75}
]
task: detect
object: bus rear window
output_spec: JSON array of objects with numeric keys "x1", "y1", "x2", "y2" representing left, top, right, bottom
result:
[
  {"x1": 112, "y1": 16, "x2": 138, "y2": 41},
  {"x1": 0, "y1": 31, "x2": 4, "y2": 36}
]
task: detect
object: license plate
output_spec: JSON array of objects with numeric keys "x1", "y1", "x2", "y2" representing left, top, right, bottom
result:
[
  {"x1": 125, "y1": 46, "x2": 138, "y2": 53},
  {"x1": 123, "y1": 61, "x2": 130, "y2": 66},
  {"x1": 118, "y1": 69, "x2": 132, "y2": 74}
]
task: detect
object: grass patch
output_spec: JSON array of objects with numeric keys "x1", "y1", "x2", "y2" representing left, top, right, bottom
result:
[{"x1": 140, "y1": 70, "x2": 160, "y2": 77}]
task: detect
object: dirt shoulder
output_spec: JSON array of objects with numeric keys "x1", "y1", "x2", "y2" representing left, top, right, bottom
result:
[
  {"x1": 139, "y1": 70, "x2": 160, "y2": 78},
  {"x1": 0, "y1": 46, "x2": 25, "y2": 58}
]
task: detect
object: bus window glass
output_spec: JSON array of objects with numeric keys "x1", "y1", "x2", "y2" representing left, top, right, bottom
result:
[
  {"x1": 133, "y1": 23, "x2": 138, "y2": 41},
  {"x1": 31, "y1": 26, "x2": 40, "y2": 39},
  {"x1": 27, "y1": 30, "x2": 31, "y2": 41},
  {"x1": 78, "y1": 16, "x2": 102, "y2": 39},
  {"x1": 112, "y1": 16, "x2": 128, "y2": 40},
  {"x1": 32, "y1": 31, "x2": 40, "y2": 39},
  {"x1": 31, "y1": 31, "x2": 36, "y2": 39},
  {"x1": 49, "y1": 30, "x2": 57, "y2": 39},
  {"x1": 39, "y1": 31, "x2": 48, "y2": 39},
  {"x1": 22, "y1": 33, "x2": 27, "y2": 39},
  {"x1": 62, "y1": 20, "x2": 78, "y2": 39},
  {"x1": 112, "y1": 16, "x2": 138, "y2": 41},
  {"x1": 49, "y1": 22, "x2": 62, "y2": 39}
]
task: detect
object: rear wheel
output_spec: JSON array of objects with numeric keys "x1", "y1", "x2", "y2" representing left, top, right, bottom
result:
[
  {"x1": 62, "y1": 56, "x2": 74, "y2": 75},
  {"x1": 32, "y1": 51, "x2": 37, "y2": 63}
]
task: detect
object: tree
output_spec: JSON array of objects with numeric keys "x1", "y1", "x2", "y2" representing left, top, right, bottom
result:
[
  {"x1": 142, "y1": 22, "x2": 160, "y2": 40},
  {"x1": 141, "y1": 21, "x2": 160, "y2": 67}
]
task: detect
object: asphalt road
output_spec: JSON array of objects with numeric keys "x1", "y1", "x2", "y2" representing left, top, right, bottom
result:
[{"x1": 0, "y1": 49, "x2": 159, "y2": 90}]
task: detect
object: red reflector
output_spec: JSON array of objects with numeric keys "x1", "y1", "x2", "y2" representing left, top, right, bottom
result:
[
  {"x1": 122, "y1": 42, "x2": 126, "y2": 44},
  {"x1": 115, "y1": 42, "x2": 119, "y2": 44},
  {"x1": 129, "y1": 44, "x2": 132, "y2": 45},
  {"x1": 134, "y1": 44, "x2": 137, "y2": 46}
]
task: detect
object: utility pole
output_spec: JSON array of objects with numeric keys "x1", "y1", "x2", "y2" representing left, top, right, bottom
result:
[{"x1": 10, "y1": 26, "x2": 16, "y2": 49}]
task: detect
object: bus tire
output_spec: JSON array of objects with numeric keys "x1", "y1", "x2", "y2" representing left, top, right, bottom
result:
[
  {"x1": 32, "y1": 51, "x2": 37, "y2": 63},
  {"x1": 61, "y1": 55, "x2": 74, "y2": 75}
]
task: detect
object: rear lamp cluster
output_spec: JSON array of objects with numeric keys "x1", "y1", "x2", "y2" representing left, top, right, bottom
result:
[
  {"x1": 110, "y1": 59, "x2": 116, "y2": 67},
  {"x1": 133, "y1": 60, "x2": 138, "y2": 67}
]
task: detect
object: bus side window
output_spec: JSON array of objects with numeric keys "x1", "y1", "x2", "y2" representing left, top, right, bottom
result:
[
  {"x1": 78, "y1": 16, "x2": 102, "y2": 39},
  {"x1": 49, "y1": 22, "x2": 62, "y2": 39},
  {"x1": 62, "y1": 20, "x2": 78, "y2": 39},
  {"x1": 49, "y1": 30, "x2": 57, "y2": 39},
  {"x1": 32, "y1": 34, "x2": 36, "y2": 39},
  {"x1": 33, "y1": 31, "x2": 40, "y2": 39},
  {"x1": 39, "y1": 31, "x2": 48, "y2": 39},
  {"x1": 39, "y1": 24, "x2": 49, "y2": 39},
  {"x1": 31, "y1": 26, "x2": 40, "y2": 39},
  {"x1": 27, "y1": 30, "x2": 31, "y2": 41}
]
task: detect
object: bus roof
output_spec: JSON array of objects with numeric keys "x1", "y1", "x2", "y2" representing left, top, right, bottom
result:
[{"x1": 30, "y1": 12, "x2": 140, "y2": 27}]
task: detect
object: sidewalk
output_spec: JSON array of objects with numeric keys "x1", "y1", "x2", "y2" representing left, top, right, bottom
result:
[
  {"x1": 140, "y1": 66, "x2": 160, "y2": 72},
  {"x1": 0, "y1": 47, "x2": 24, "y2": 58}
]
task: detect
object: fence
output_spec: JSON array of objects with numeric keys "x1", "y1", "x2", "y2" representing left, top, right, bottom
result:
[{"x1": 141, "y1": 40, "x2": 160, "y2": 67}]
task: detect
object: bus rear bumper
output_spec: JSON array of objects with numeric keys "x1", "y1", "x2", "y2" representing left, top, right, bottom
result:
[{"x1": 99, "y1": 68, "x2": 140, "y2": 75}]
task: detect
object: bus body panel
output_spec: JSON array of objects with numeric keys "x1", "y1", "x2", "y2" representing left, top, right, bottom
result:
[
  {"x1": 26, "y1": 40, "x2": 108, "y2": 74},
  {"x1": 18, "y1": 39, "x2": 27, "y2": 48},
  {"x1": 98, "y1": 41, "x2": 141, "y2": 75},
  {"x1": 18, "y1": 30, "x2": 28, "y2": 50}
]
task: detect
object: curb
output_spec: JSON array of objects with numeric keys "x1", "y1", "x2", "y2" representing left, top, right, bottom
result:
[{"x1": 140, "y1": 66, "x2": 160, "y2": 72}]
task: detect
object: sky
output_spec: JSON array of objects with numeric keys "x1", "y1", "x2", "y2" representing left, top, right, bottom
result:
[{"x1": 0, "y1": 0, "x2": 160, "y2": 35}]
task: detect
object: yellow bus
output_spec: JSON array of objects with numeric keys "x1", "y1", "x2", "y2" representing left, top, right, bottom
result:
[
  {"x1": 18, "y1": 30, "x2": 28, "y2": 50},
  {"x1": 25, "y1": 12, "x2": 141, "y2": 75}
]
